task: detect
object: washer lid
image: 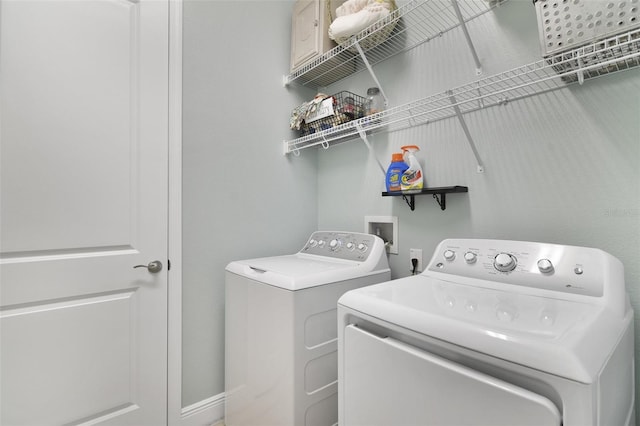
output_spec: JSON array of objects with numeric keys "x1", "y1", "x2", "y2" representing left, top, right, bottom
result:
[
  {"x1": 338, "y1": 275, "x2": 631, "y2": 383},
  {"x1": 226, "y1": 254, "x2": 386, "y2": 291}
]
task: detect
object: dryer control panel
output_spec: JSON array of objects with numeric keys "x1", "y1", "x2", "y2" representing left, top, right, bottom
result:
[
  {"x1": 426, "y1": 239, "x2": 624, "y2": 298},
  {"x1": 300, "y1": 231, "x2": 384, "y2": 262}
]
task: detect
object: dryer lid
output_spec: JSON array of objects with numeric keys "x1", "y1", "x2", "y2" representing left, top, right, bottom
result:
[{"x1": 338, "y1": 275, "x2": 632, "y2": 383}]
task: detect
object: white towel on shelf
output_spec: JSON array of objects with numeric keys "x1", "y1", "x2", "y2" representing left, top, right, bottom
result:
[
  {"x1": 335, "y1": 0, "x2": 369, "y2": 16},
  {"x1": 329, "y1": 0, "x2": 393, "y2": 41}
]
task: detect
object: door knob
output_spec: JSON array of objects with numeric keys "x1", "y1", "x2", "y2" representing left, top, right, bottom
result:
[{"x1": 133, "y1": 260, "x2": 163, "y2": 273}]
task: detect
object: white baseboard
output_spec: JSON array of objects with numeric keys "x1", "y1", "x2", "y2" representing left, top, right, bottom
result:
[{"x1": 180, "y1": 393, "x2": 225, "y2": 426}]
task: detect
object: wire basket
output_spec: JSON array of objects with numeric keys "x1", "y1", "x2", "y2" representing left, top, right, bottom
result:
[
  {"x1": 546, "y1": 27, "x2": 640, "y2": 83},
  {"x1": 300, "y1": 91, "x2": 367, "y2": 136},
  {"x1": 534, "y1": 0, "x2": 640, "y2": 56},
  {"x1": 331, "y1": 0, "x2": 399, "y2": 52}
]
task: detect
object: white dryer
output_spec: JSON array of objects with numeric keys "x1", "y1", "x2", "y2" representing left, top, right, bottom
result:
[
  {"x1": 338, "y1": 239, "x2": 635, "y2": 426},
  {"x1": 225, "y1": 231, "x2": 390, "y2": 426}
]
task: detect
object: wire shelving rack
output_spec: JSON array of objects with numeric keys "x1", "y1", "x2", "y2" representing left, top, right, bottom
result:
[
  {"x1": 284, "y1": 28, "x2": 640, "y2": 157},
  {"x1": 284, "y1": 0, "x2": 496, "y2": 88}
]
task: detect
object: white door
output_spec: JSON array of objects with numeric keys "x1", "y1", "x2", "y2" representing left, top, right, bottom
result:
[{"x1": 0, "y1": 0, "x2": 169, "y2": 424}]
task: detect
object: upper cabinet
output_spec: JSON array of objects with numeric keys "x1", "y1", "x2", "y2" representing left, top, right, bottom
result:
[{"x1": 290, "y1": 0, "x2": 340, "y2": 72}]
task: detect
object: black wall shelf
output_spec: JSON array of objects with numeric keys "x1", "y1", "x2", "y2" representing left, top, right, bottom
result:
[{"x1": 382, "y1": 186, "x2": 469, "y2": 211}]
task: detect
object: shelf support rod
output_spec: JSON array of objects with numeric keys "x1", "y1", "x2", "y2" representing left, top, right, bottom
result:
[
  {"x1": 450, "y1": 0, "x2": 482, "y2": 75},
  {"x1": 356, "y1": 123, "x2": 387, "y2": 176},
  {"x1": 353, "y1": 41, "x2": 389, "y2": 108},
  {"x1": 577, "y1": 57, "x2": 585, "y2": 85},
  {"x1": 447, "y1": 90, "x2": 484, "y2": 173}
]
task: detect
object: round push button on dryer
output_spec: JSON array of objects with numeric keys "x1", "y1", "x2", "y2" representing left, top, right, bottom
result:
[
  {"x1": 540, "y1": 310, "x2": 556, "y2": 326},
  {"x1": 574, "y1": 267, "x2": 584, "y2": 275},
  {"x1": 537, "y1": 258, "x2": 554, "y2": 274},
  {"x1": 496, "y1": 306, "x2": 516, "y2": 322}
]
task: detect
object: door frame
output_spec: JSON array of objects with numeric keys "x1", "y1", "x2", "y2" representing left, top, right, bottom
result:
[
  {"x1": 168, "y1": 0, "x2": 184, "y2": 424},
  {"x1": 168, "y1": 3, "x2": 224, "y2": 423}
]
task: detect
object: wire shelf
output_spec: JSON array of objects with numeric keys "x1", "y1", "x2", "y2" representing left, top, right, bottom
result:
[
  {"x1": 284, "y1": 28, "x2": 640, "y2": 155},
  {"x1": 284, "y1": 0, "x2": 497, "y2": 88}
]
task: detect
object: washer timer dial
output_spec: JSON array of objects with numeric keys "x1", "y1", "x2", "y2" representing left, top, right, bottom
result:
[{"x1": 494, "y1": 253, "x2": 517, "y2": 272}]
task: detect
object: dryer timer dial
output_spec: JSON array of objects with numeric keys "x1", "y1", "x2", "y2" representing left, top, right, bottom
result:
[{"x1": 494, "y1": 253, "x2": 517, "y2": 272}]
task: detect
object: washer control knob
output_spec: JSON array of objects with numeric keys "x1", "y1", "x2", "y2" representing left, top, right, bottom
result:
[
  {"x1": 464, "y1": 251, "x2": 477, "y2": 264},
  {"x1": 494, "y1": 253, "x2": 517, "y2": 272},
  {"x1": 537, "y1": 258, "x2": 554, "y2": 274},
  {"x1": 308, "y1": 239, "x2": 318, "y2": 248},
  {"x1": 357, "y1": 243, "x2": 368, "y2": 253},
  {"x1": 329, "y1": 239, "x2": 341, "y2": 251},
  {"x1": 317, "y1": 240, "x2": 326, "y2": 248},
  {"x1": 443, "y1": 250, "x2": 456, "y2": 261},
  {"x1": 346, "y1": 242, "x2": 355, "y2": 251}
]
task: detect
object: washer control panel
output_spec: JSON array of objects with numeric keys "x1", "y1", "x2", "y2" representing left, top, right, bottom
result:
[
  {"x1": 427, "y1": 239, "x2": 613, "y2": 297},
  {"x1": 300, "y1": 231, "x2": 382, "y2": 262}
]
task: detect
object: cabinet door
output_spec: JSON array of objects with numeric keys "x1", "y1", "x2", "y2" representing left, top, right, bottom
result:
[{"x1": 291, "y1": 0, "x2": 321, "y2": 71}]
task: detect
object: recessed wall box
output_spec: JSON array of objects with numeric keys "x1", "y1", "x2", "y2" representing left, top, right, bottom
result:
[{"x1": 364, "y1": 216, "x2": 398, "y2": 254}]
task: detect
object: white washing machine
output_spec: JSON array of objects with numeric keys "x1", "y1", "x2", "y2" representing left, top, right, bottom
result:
[
  {"x1": 338, "y1": 238, "x2": 635, "y2": 426},
  {"x1": 225, "y1": 231, "x2": 390, "y2": 426}
]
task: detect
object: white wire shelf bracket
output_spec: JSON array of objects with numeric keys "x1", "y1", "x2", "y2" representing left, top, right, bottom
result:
[
  {"x1": 284, "y1": 28, "x2": 640, "y2": 156},
  {"x1": 284, "y1": 0, "x2": 498, "y2": 88}
]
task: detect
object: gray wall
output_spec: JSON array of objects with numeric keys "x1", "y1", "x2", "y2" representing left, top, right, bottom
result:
[
  {"x1": 318, "y1": 0, "x2": 640, "y2": 413},
  {"x1": 182, "y1": 0, "x2": 317, "y2": 406},
  {"x1": 183, "y1": 0, "x2": 640, "y2": 414}
]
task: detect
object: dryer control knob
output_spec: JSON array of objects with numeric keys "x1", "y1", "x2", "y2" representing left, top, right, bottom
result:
[
  {"x1": 537, "y1": 258, "x2": 554, "y2": 274},
  {"x1": 496, "y1": 306, "x2": 516, "y2": 322},
  {"x1": 443, "y1": 250, "x2": 456, "y2": 261},
  {"x1": 494, "y1": 253, "x2": 517, "y2": 272}
]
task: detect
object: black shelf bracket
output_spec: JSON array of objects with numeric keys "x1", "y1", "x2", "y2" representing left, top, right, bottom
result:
[
  {"x1": 402, "y1": 194, "x2": 416, "y2": 211},
  {"x1": 382, "y1": 186, "x2": 468, "y2": 212},
  {"x1": 433, "y1": 193, "x2": 446, "y2": 210}
]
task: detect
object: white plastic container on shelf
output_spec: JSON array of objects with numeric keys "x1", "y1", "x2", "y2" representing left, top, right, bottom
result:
[{"x1": 400, "y1": 144, "x2": 424, "y2": 190}]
